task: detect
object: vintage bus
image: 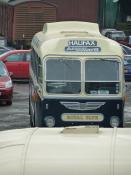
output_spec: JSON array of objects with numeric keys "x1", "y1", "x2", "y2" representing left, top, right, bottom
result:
[{"x1": 29, "y1": 21, "x2": 125, "y2": 128}]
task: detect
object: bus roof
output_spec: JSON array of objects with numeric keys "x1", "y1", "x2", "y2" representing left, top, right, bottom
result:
[
  {"x1": 42, "y1": 21, "x2": 101, "y2": 35},
  {"x1": 31, "y1": 21, "x2": 123, "y2": 59}
]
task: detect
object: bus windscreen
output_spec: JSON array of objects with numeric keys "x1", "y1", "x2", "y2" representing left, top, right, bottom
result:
[{"x1": 46, "y1": 58, "x2": 81, "y2": 94}]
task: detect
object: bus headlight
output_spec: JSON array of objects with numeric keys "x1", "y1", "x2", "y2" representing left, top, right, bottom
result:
[
  {"x1": 110, "y1": 116, "x2": 119, "y2": 128},
  {"x1": 44, "y1": 116, "x2": 55, "y2": 127}
]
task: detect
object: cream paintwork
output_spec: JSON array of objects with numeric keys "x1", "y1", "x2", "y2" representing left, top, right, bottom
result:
[
  {"x1": 0, "y1": 127, "x2": 131, "y2": 175},
  {"x1": 31, "y1": 21, "x2": 124, "y2": 99},
  {"x1": 31, "y1": 21, "x2": 124, "y2": 58},
  {"x1": 42, "y1": 21, "x2": 101, "y2": 35}
]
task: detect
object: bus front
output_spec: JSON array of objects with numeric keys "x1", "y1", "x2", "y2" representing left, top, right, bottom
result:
[{"x1": 42, "y1": 38, "x2": 124, "y2": 128}]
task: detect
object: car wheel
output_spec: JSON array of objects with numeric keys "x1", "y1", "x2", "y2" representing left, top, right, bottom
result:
[{"x1": 6, "y1": 100, "x2": 12, "y2": 105}]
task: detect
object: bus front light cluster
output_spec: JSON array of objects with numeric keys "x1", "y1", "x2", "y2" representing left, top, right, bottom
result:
[
  {"x1": 110, "y1": 116, "x2": 120, "y2": 128},
  {"x1": 44, "y1": 116, "x2": 55, "y2": 127}
]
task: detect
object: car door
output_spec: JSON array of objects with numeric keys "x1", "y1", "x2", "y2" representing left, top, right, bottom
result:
[{"x1": 4, "y1": 52, "x2": 25, "y2": 78}]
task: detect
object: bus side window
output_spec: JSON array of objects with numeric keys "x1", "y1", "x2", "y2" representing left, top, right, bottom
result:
[
  {"x1": 38, "y1": 57, "x2": 42, "y2": 83},
  {"x1": 31, "y1": 48, "x2": 39, "y2": 78},
  {"x1": 31, "y1": 49, "x2": 36, "y2": 75}
]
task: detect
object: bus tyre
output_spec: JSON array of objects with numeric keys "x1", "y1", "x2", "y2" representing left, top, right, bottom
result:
[
  {"x1": 29, "y1": 98, "x2": 35, "y2": 127},
  {"x1": 34, "y1": 101, "x2": 43, "y2": 127},
  {"x1": 30, "y1": 109, "x2": 35, "y2": 127},
  {"x1": 29, "y1": 112, "x2": 35, "y2": 127},
  {"x1": 30, "y1": 116, "x2": 34, "y2": 127}
]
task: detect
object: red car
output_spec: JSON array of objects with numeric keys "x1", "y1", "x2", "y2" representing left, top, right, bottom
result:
[
  {"x1": 119, "y1": 36, "x2": 131, "y2": 48},
  {"x1": 0, "y1": 49, "x2": 31, "y2": 79},
  {"x1": 0, "y1": 61, "x2": 13, "y2": 105}
]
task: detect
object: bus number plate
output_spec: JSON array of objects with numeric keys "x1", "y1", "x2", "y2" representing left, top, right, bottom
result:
[{"x1": 62, "y1": 114, "x2": 103, "y2": 122}]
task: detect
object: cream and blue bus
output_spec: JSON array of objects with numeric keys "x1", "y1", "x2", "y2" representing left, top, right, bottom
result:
[{"x1": 29, "y1": 21, "x2": 125, "y2": 128}]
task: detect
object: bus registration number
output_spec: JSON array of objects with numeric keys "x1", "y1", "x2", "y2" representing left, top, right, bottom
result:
[{"x1": 62, "y1": 114, "x2": 103, "y2": 122}]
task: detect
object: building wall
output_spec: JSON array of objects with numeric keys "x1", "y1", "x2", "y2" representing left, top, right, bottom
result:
[
  {"x1": 0, "y1": 0, "x2": 99, "y2": 48},
  {"x1": 13, "y1": 1, "x2": 57, "y2": 41},
  {"x1": 46, "y1": 0, "x2": 99, "y2": 22}
]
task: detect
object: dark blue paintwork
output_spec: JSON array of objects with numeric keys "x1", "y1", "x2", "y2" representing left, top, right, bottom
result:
[{"x1": 39, "y1": 98, "x2": 124, "y2": 127}]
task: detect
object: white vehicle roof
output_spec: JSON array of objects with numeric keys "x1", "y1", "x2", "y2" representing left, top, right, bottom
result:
[
  {"x1": 31, "y1": 21, "x2": 123, "y2": 59},
  {"x1": 0, "y1": 127, "x2": 131, "y2": 175},
  {"x1": 101, "y1": 28, "x2": 116, "y2": 35},
  {"x1": 42, "y1": 21, "x2": 101, "y2": 35},
  {"x1": 108, "y1": 30, "x2": 125, "y2": 34}
]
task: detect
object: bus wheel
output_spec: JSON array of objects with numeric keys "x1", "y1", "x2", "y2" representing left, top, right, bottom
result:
[
  {"x1": 34, "y1": 101, "x2": 43, "y2": 127},
  {"x1": 29, "y1": 98, "x2": 35, "y2": 127},
  {"x1": 30, "y1": 116, "x2": 34, "y2": 127}
]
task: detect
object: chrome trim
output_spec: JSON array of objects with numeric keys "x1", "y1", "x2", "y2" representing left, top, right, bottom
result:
[{"x1": 60, "y1": 101, "x2": 105, "y2": 110}]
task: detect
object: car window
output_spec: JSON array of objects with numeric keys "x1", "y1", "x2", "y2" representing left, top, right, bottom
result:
[
  {"x1": 0, "y1": 50, "x2": 8, "y2": 55},
  {"x1": 0, "y1": 62, "x2": 7, "y2": 76},
  {"x1": 0, "y1": 46, "x2": 9, "y2": 50},
  {"x1": 111, "y1": 32, "x2": 126, "y2": 40},
  {"x1": 127, "y1": 59, "x2": 131, "y2": 64},
  {"x1": 0, "y1": 47, "x2": 9, "y2": 55},
  {"x1": 124, "y1": 56, "x2": 131, "y2": 65},
  {"x1": 26, "y1": 53, "x2": 31, "y2": 61},
  {"x1": 129, "y1": 36, "x2": 131, "y2": 44},
  {"x1": 6, "y1": 53, "x2": 24, "y2": 62}
]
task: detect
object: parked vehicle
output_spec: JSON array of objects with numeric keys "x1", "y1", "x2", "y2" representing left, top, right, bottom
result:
[
  {"x1": 0, "y1": 45, "x2": 15, "y2": 55},
  {"x1": 101, "y1": 28, "x2": 116, "y2": 36},
  {"x1": 127, "y1": 36, "x2": 131, "y2": 47},
  {"x1": 0, "y1": 36, "x2": 7, "y2": 47},
  {"x1": 0, "y1": 61, "x2": 13, "y2": 105},
  {"x1": 105, "y1": 30, "x2": 126, "y2": 42},
  {"x1": 124, "y1": 55, "x2": 131, "y2": 81},
  {"x1": 0, "y1": 50, "x2": 31, "y2": 79},
  {"x1": 0, "y1": 127, "x2": 131, "y2": 175},
  {"x1": 119, "y1": 35, "x2": 131, "y2": 47},
  {"x1": 120, "y1": 44, "x2": 131, "y2": 55},
  {"x1": 120, "y1": 44, "x2": 131, "y2": 81},
  {"x1": 29, "y1": 21, "x2": 125, "y2": 128}
]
